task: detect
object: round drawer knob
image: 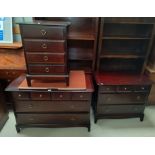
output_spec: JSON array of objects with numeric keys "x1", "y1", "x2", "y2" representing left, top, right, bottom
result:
[
  {"x1": 43, "y1": 56, "x2": 48, "y2": 61},
  {"x1": 124, "y1": 87, "x2": 127, "y2": 90},
  {"x1": 45, "y1": 67, "x2": 49, "y2": 73},
  {"x1": 39, "y1": 94, "x2": 43, "y2": 98},
  {"x1": 59, "y1": 94, "x2": 63, "y2": 98},
  {"x1": 106, "y1": 87, "x2": 110, "y2": 90},
  {"x1": 141, "y1": 87, "x2": 145, "y2": 90},
  {"x1": 42, "y1": 43, "x2": 47, "y2": 49},
  {"x1": 41, "y1": 29, "x2": 47, "y2": 36},
  {"x1": 80, "y1": 95, "x2": 83, "y2": 98},
  {"x1": 137, "y1": 96, "x2": 141, "y2": 100},
  {"x1": 18, "y1": 94, "x2": 21, "y2": 97},
  {"x1": 6, "y1": 71, "x2": 9, "y2": 75}
]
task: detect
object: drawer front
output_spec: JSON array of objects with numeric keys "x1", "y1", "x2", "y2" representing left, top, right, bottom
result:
[
  {"x1": 52, "y1": 92, "x2": 71, "y2": 100},
  {"x1": 16, "y1": 114, "x2": 89, "y2": 124},
  {"x1": 117, "y1": 85, "x2": 133, "y2": 92},
  {"x1": 99, "y1": 86, "x2": 117, "y2": 93},
  {"x1": 15, "y1": 101, "x2": 90, "y2": 112},
  {"x1": 97, "y1": 105, "x2": 145, "y2": 114},
  {"x1": 24, "y1": 40, "x2": 65, "y2": 53},
  {"x1": 71, "y1": 93, "x2": 91, "y2": 101},
  {"x1": 26, "y1": 53, "x2": 65, "y2": 64},
  {"x1": 21, "y1": 25, "x2": 65, "y2": 40},
  {"x1": 31, "y1": 92, "x2": 51, "y2": 100},
  {"x1": 134, "y1": 85, "x2": 151, "y2": 92},
  {"x1": 28, "y1": 65, "x2": 66, "y2": 75},
  {"x1": 13, "y1": 92, "x2": 30, "y2": 100},
  {"x1": 98, "y1": 93, "x2": 148, "y2": 104}
]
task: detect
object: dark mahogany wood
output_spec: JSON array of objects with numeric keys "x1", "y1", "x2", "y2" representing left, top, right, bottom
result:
[
  {"x1": 19, "y1": 21, "x2": 70, "y2": 86},
  {"x1": 5, "y1": 74, "x2": 94, "y2": 132},
  {"x1": 93, "y1": 72, "x2": 152, "y2": 123}
]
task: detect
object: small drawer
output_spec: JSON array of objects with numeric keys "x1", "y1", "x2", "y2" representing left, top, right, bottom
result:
[
  {"x1": 99, "y1": 86, "x2": 116, "y2": 92},
  {"x1": 13, "y1": 92, "x2": 30, "y2": 100},
  {"x1": 16, "y1": 114, "x2": 89, "y2": 124},
  {"x1": 26, "y1": 53, "x2": 65, "y2": 64},
  {"x1": 31, "y1": 92, "x2": 51, "y2": 100},
  {"x1": 117, "y1": 85, "x2": 133, "y2": 92},
  {"x1": 134, "y1": 85, "x2": 151, "y2": 92},
  {"x1": 71, "y1": 93, "x2": 91, "y2": 101},
  {"x1": 28, "y1": 65, "x2": 66, "y2": 75},
  {"x1": 20, "y1": 25, "x2": 65, "y2": 40},
  {"x1": 97, "y1": 105, "x2": 145, "y2": 114},
  {"x1": 52, "y1": 92, "x2": 71, "y2": 100},
  {"x1": 24, "y1": 40, "x2": 65, "y2": 53}
]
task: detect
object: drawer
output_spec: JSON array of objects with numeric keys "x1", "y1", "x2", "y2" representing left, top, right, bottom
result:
[
  {"x1": 52, "y1": 92, "x2": 71, "y2": 100},
  {"x1": 24, "y1": 40, "x2": 65, "y2": 53},
  {"x1": 134, "y1": 85, "x2": 151, "y2": 92},
  {"x1": 15, "y1": 101, "x2": 90, "y2": 112},
  {"x1": 98, "y1": 93, "x2": 148, "y2": 104},
  {"x1": 99, "y1": 86, "x2": 116, "y2": 93},
  {"x1": 28, "y1": 65, "x2": 66, "y2": 75},
  {"x1": 13, "y1": 92, "x2": 30, "y2": 100},
  {"x1": 31, "y1": 92, "x2": 51, "y2": 100},
  {"x1": 21, "y1": 25, "x2": 65, "y2": 40},
  {"x1": 97, "y1": 105, "x2": 145, "y2": 114},
  {"x1": 26, "y1": 53, "x2": 65, "y2": 64},
  {"x1": 117, "y1": 85, "x2": 133, "y2": 92},
  {"x1": 71, "y1": 93, "x2": 91, "y2": 101},
  {"x1": 16, "y1": 113, "x2": 89, "y2": 124}
]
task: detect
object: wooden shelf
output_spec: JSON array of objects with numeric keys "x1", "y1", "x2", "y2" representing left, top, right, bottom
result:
[
  {"x1": 0, "y1": 42, "x2": 23, "y2": 49},
  {"x1": 100, "y1": 54, "x2": 145, "y2": 59},
  {"x1": 68, "y1": 34, "x2": 95, "y2": 40},
  {"x1": 102, "y1": 37, "x2": 150, "y2": 40}
]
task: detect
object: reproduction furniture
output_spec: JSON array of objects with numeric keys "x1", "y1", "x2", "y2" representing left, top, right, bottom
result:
[
  {"x1": 34, "y1": 17, "x2": 99, "y2": 73},
  {"x1": 94, "y1": 17, "x2": 155, "y2": 122},
  {"x1": 93, "y1": 72, "x2": 152, "y2": 123},
  {"x1": 19, "y1": 21, "x2": 70, "y2": 86},
  {"x1": 5, "y1": 74, "x2": 93, "y2": 132},
  {"x1": 0, "y1": 81, "x2": 9, "y2": 131}
]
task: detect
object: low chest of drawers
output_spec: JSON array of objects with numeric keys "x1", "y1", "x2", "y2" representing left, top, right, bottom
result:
[
  {"x1": 5, "y1": 74, "x2": 93, "y2": 132},
  {"x1": 93, "y1": 72, "x2": 152, "y2": 123},
  {"x1": 19, "y1": 21, "x2": 70, "y2": 86}
]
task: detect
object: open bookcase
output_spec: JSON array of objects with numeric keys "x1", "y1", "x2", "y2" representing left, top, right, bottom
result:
[{"x1": 97, "y1": 17, "x2": 155, "y2": 74}]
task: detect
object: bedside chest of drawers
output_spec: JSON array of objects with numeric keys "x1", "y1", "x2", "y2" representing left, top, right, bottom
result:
[
  {"x1": 5, "y1": 74, "x2": 94, "y2": 132},
  {"x1": 93, "y1": 72, "x2": 152, "y2": 123},
  {"x1": 19, "y1": 21, "x2": 70, "y2": 86}
]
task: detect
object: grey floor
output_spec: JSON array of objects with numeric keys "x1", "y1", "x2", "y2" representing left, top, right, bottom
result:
[{"x1": 1, "y1": 106, "x2": 155, "y2": 137}]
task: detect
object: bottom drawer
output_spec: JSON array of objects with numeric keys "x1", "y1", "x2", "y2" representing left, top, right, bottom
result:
[
  {"x1": 97, "y1": 105, "x2": 145, "y2": 114},
  {"x1": 16, "y1": 114, "x2": 89, "y2": 124}
]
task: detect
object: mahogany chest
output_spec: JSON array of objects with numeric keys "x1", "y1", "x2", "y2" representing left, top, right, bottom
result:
[{"x1": 19, "y1": 21, "x2": 70, "y2": 86}]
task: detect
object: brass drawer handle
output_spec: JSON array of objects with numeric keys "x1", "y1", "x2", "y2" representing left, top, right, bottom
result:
[
  {"x1": 42, "y1": 43, "x2": 47, "y2": 49},
  {"x1": 45, "y1": 67, "x2": 49, "y2": 73},
  {"x1": 40, "y1": 29, "x2": 47, "y2": 36},
  {"x1": 43, "y1": 55, "x2": 48, "y2": 61}
]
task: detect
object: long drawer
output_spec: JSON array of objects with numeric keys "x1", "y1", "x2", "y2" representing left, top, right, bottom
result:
[
  {"x1": 16, "y1": 114, "x2": 89, "y2": 124},
  {"x1": 97, "y1": 105, "x2": 145, "y2": 114},
  {"x1": 28, "y1": 65, "x2": 66, "y2": 75},
  {"x1": 98, "y1": 93, "x2": 148, "y2": 104},
  {"x1": 20, "y1": 25, "x2": 65, "y2": 40},
  {"x1": 26, "y1": 53, "x2": 65, "y2": 64},
  {"x1": 15, "y1": 101, "x2": 90, "y2": 112},
  {"x1": 24, "y1": 40, "x2": 65, "y2": 53}
]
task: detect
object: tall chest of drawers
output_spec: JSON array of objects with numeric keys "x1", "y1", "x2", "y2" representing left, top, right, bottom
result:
[
  {"x1": 93, "y1": 73, "x2": 152, "y2": 123},
  {"x1": 19, "y1": 21, "x2": 70, "y2": 86},
  {"x1": 5, "y1": 74, "x2": 93, "y2": 132}
]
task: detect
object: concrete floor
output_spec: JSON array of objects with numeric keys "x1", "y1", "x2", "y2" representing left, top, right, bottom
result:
[{"x1": 1, "y1": 106, "x2": 155, "y2": 137}]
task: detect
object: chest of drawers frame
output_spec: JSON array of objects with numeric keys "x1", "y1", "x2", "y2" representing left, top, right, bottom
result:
[
  {"x1": 19, "y1": 21, "x2": 70, "y2": 86},
  {"x1": 5, "y1": 74, "x2": 94, "y2": 132}
]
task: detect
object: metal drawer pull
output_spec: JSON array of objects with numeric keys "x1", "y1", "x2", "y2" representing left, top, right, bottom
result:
[
  {"x1": 42, "y1": 43, "x2": 47, "y2": 49},
  {"x1": 39, "y1": 94, "x2": 43, "y2": 98},
  {"x1": 59, "y1": 94, "x2": 63, "y2": 98},
  {"x1": 45, "y1": 67, "x2": 49, "y2": 73},
  {"x1": 18, "y1": 94, "x2": 21, "y2": 97},
  {"x1": 80, "y1": 95, "x2": 83, "y2": 98},
  {"x1": 70, "y1": 118, "x2": 76, "y2": 121},
  {"x1": 40, "y1": 29, "x2": 47, "y2": 36},
  {"x1": 137, "y1": 96, "x2": 141, "y2": 100},
  {"x1": 106, "y1": 87, "x2": 110, "y2": 90},
  {"x1": 124, "y1": 87, "x2": 127, "y2": 90},
  {"x1": 43, "y1": 56, "x2": 48, "y2": 61},
  {"x1": 28, "y1": 105, "x2": 33, "y2": 108},
  {"x1": 141, "y1": 87, "x2": 145, "y2": 90}
]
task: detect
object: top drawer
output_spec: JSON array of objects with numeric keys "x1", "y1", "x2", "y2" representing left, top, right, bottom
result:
[{"x1": 20, "y1": 25, "x2": 65, "y2": 40}]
